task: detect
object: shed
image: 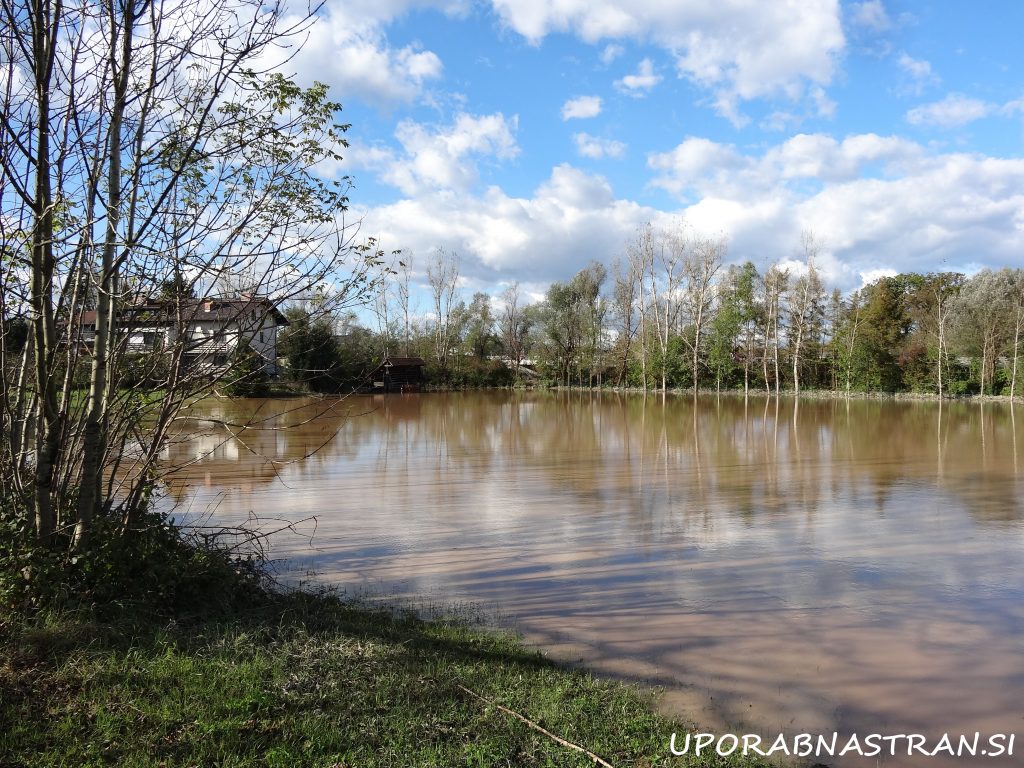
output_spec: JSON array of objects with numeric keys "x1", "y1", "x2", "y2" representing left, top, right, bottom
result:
[{"x1": 373, "y1": 355, "x2": 426, "y2": 392}]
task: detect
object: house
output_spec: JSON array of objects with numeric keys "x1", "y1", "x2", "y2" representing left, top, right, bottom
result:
[
  {"x1": 371, "y1": 355, "x2": 426, "y2": 393},
  {"x1": 75, "y1": 294, "x2": 289, "y2": 376}
]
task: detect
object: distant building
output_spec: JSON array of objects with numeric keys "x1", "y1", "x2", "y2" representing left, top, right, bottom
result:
[
  {"x1": 371, "y1": 355, "x2": 426, "y2": 393},
  {"x1": 75, "y1": 295, "x2": 289, "y2": 376}
]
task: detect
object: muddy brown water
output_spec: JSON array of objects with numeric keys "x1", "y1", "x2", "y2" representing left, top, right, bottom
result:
[{"x1": 159, "y1": 391, "x2": 1024, "y2": 766}]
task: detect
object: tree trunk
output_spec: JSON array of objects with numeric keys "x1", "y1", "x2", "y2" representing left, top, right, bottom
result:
[
  {"x1": 77, "y1": 10, "x2": 134, "y2": 546},
  {"x1": 792, "y1": 328, "x2": 802, "y2": 396},
  {"x1": 981, "y1": 342, "x2": 988, "y2": 396},
  {"x1": 30, "y1": 0, "x2": 61, "y2": 542},
  {"x1": 772, "y1": 311, "x2": 781, "y2": 396},
  {"x1": 762, "y1": 331, "x2": 770, "y2": 393},
  {"x1": 1011, "y1": 322, "x2": 1019, "y2": 401}
]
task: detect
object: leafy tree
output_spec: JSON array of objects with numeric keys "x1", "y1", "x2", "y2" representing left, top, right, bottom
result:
[
  {"x1": 733, "y1": 262, "x2": 761, "y2": 394},
  {"x1": 2, "y1": 316, "x2": 29, "y2": 355},
  {"x1": 832, "y1": 289, "x2": 866, "y2": 393},
  {"x1": 158, "y1": 274, "x2": 198, "y2": 302},
  {"x1": 708, "y1": 268, "x2": 744, "y2": 391},
  {"x1": 464, "y1": 292, "x2": 499, "y2": 360},
  {"x1": 280, "y1": 307, "x2": 344, "y2": 393},
  {"x1": 222, "y1": 341, "x2": 270, "y2": 397},
  {"x1": 859, "y1": 276, "x2": 913, "y2": 392},
  {"x1": 905, "y1": 272, "x2": 964, "y2": 395},
  {"x1": 1007, "y1": 269, "x2": 1024, "y2": 399},
  {"x1": 953, "y1": 269, "x2": 1014, "y2": 395},
  {"x1": 541, "y1": 263, "x2": 606, "y2": 386}
]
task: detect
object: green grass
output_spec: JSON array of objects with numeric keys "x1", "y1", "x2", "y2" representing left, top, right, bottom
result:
[{"x1": 0, "y1": 590, "x2": 766, "y2": 768}]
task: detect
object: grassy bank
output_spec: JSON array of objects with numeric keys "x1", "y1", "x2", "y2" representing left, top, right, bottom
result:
[{"x1": 0, "y1": 586, "x2": 766, "y2": 768}]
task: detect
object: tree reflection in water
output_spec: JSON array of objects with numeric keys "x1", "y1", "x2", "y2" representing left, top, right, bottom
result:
[{"x1": 159, "y1": 392, "x2": 1024, "y2": 768}]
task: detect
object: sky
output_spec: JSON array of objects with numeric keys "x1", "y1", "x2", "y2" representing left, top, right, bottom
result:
[{"x1": 276, "y1": 0, "x2": 1024, "y2": 301}]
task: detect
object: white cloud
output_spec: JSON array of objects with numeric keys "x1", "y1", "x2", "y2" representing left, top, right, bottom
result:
[
  {"x1": 650, "y1": 132, "x2": 925, "y2": 201},
  {"x1": 614, "y1": 58, "x2": 660, "y2": 97},
  {"x1": 649, "y1": 134, "x2": 1024, "y2": 289},
  {"x1": 358, "y1": 165, "x2": 658, "y2": 281},
  {"x1": 999, "y1": 97, "x2": 1024, "y2": 117},
  {"x1": 906, "y1": 94, "x2": 993, "y2": 128},
  {"x1": 811, "y1": 86, "x2": 837, "y2": 119},
  {"x1": 561, "y1": 95, "x2": 602, "y2": 120},
  {"x1": 278, "y1": 3, "x2": 452, "y2": 106},
  {"x1": 896, "y1": 52, "x2": 938, "y2": 95},
  {"x1": 489, "y1": 1, "x2": 843, "y2": 120},
  {"x1": 361, "y1": 112, "x2": 519, "y2": 195},
  {"x1": 573, "y1": 133, "x2": 626, "y2": 159},
  {"x1": 849, "y1": 0, "x2": 892, "y2": 32},
  {"x1": 859, "y1": 267, "x2": 898, "y2": 286},
  {"x1": 897, "y1": 52, "x2": 933, "y2": 81},
  {"x1": 647, "y1": 137, "x2": 746, "y2": 196},
  {"x1": 600, "y1": 43, "x2": 624, "y2": 65},
  {"x1": 354, "y1": 130, "x2": 1024, "y2": 296}
]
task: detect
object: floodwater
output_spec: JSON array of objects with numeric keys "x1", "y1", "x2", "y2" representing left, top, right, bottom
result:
[{"x1": 160, "y1": 391, "x2": 1024, "y2": 766}]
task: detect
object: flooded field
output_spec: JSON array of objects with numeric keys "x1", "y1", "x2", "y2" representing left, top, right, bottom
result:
[{"x1": 159, "y1": 391, "x2": 1024, "y2": 766}]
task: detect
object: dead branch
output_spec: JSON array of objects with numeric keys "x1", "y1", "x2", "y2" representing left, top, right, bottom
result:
[{"x1": 456, "y1": 683, "x2": 615, "y2": 768}]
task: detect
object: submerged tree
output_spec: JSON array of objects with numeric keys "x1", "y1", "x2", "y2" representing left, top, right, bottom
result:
[
  {"x1": 788, "y1": 232, "x2": 825, "y2": 396},
  {"x1": 427, "y1": 248, "x2": 461, "y2": 371},
  {"x1": 761, "y1": 263, "x2": 789, "y2": 394},
  {"x1": 498, "y1": 282, "x2": 530, "y2": 382},
  {"x1": 1008, "y1": 269, "x2": 1024, "y2": 400},
  {"x1": 907, "y1": 272, "x2": 963, "y2": 396},
  {"x1": 681, "y1": 233, "x2": 725, "y2": 394},
  {"x1": 953, "y1": 269, "x2": 1014, "y2": 395}
]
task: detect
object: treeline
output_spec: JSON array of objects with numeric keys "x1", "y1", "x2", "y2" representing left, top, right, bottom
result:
[{"x1": 314, "y1": 226, "x2": 1023, "y2": 397}]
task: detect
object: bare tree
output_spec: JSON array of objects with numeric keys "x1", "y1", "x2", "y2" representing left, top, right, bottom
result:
[
  {"x1": 1009, "y1": 269, "x2": 1024, "y2": 401},
  {"x1": 911, "y1": 272, "x2": 963, "y2": 398},
  {"x1": 395, "y1": 252, "x2": 414, "y2": 356},
  {"x1": 761, "y1": 263, "x2": 790, "y2": 394},
  {"x1": 499, "y1": 282, "x2": 529, "y2": 382},
  {"x1": 788, "y1": 231, "x2": 824, "y2": 396},
  {"x1": 953, "y1": 269, "x2": 1013, "y2": 396},
  {"x1": 625, "y1": 224, "x2": 654, "y2": 387},
  {"x1": 610, "y1": 257, "x2": 638, "y2": 386},
  {"x1": 651, "y1": 224, "x2": 687, "y2": 392},
  {"x1": 0, "y1": 0, "x2": 388, "y2": 556},
  {"x1": 681, "y1": 234, "x2": 725, "y2": 395},
  {"x1": 630, "y1": 221, "x2": 686, "y2": 392},
  {"x1": 427, "y1": 248, "x2": 460, "y2": 371}
]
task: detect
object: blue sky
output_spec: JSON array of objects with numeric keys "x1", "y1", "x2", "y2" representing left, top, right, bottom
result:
[{"x1": 277, "y1": 0, "x2": 1024, "y2": 301}]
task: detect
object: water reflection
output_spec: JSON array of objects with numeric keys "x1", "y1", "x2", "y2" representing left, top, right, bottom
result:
[{"x1": 160, "y1": 392, "x2": 1024, "y2": 766}]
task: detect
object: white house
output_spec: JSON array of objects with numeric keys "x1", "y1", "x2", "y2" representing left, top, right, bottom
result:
[{"x1": 76, "y1": 295, "x2": 289, "y2": 376}]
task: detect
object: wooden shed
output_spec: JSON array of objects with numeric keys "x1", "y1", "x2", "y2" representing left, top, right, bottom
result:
[{"x1": 372, "y1": 355, "x2": 426, "y2": 393}]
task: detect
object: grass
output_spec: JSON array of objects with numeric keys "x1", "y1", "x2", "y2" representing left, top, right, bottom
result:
[{"x1": 0, "y1": 588, "x2": 767, "y2": 768}]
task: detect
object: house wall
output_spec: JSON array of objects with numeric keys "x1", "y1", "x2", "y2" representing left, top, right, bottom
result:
[
  {"x1": 75, "y1": 301, "x2": 284, "y2": 378},
  {"x1": 187, "y1": 312, "x2": 280, "y2": 375},
  {"x1": 245, "y1": 316, "x2": 279, "y2": 373}
]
